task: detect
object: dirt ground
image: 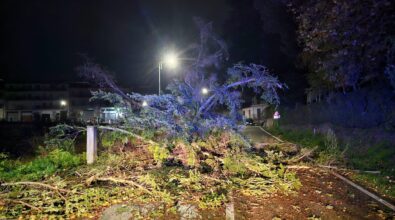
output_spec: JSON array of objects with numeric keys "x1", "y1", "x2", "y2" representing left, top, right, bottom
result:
[
  {"x1": 97, "y1": 126, "x2": 395, "y2": 219},
  {"x1": 97, "y1": 167, "x2": 395, "y2": 220},
  {"x1": 234, "y1": 167, "x2": 395, "y2": 220}
]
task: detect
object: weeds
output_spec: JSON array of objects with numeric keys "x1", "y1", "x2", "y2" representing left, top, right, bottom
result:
[
  {"x1": 348, "y1": 141, "x2": 395, "y2": 175},
  {"x1": 0, "y1": 150, "x2": 84, "y2": 182},
  {"x1": 350, "y1": 172, "x2": 395, "y2": 199},
  {"x1": 100, "y1": 131, "x2": 129, "y2": 149},
  {"x1": 268, "y1": 126, "x2": 395, "y2": 203},
  {"x1": 317, "y1": 129, "x2": 345, "y2": 165},
  {"x1": 148, "y1": 144, "x2": 170, "y2": 166},
  {"x1": 268, "y1": 127, "x2": 344, "y2": 165}
]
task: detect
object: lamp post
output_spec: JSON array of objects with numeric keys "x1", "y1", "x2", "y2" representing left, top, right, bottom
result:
[
  {"x1": 158, "y1": 62, "x2": 163, "y2": 96},
  {"x1": 158, "y1": 52, "x2": 178, "y2": 95},
  {"x1": 59, "y1": 99, "x2": 68, "y2": 121},
  {"x1": 60, "y1": 100, "x2": 67, "y2": 107},
  {"x1": 201, "y1": 87, "x2": 209, "y2": 95}
]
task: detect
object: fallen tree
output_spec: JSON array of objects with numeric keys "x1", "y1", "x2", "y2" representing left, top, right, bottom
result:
[{"x1": 0, "y1": 18, "x2": 300, "y2": 219}]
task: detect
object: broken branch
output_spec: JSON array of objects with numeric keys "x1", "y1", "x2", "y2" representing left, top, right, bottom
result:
[
  {"x1": 1, "y1": 181, "x2": 71, "y2": 194},
  {"x1": 86, "y1": 176, "x2": 153, "y2": 195}
]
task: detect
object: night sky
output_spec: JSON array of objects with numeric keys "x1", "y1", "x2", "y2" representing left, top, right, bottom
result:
[
  {"x1": 0, "y1": 0, "x2": 300, "y2": 95},
  {"x1": 0, "y1": 1, "x2": 228, "y2": 88}
]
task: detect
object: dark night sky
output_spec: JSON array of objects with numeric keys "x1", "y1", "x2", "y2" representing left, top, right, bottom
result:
[
  {"x1": 0, "y1": 0, "x2": 301, "y2": 95},
  {"x1": 0, "y1": 0, "x2": 229, "y2": 91}
]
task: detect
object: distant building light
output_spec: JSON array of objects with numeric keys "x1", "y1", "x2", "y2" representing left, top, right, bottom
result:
[
  {"x1": 60, "y1": 100, "x2": 67, "y2": 107},
  {"x1": 142, "y1": 101, "x2": 148, "y2": 107}
]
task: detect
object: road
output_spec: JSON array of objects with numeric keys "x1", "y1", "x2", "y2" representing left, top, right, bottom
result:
[{"x1": 242, "y1": 126, "x2": 278, "y2": 145}]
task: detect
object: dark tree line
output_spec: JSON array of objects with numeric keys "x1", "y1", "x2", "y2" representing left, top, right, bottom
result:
[{"x1": 286, "y1": 0, "x2": 395, "y2": 92}]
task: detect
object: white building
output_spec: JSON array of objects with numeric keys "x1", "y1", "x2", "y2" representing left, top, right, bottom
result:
[
  {"x1": 242, "y1": 103, "x2": 269, "y2": 121},
  {"x1": 1, "y1": 82, "x2": 125, "y2": 123},
  {"x1": 3, "y1": 83, "x2": 69, "y2": 122}
]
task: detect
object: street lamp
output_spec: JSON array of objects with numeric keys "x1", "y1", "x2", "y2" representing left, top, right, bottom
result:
[
  {"x1": 142, "y1": 100, "x2": 148, "y2": 107},
  {"x1": 60, "y1": 100, "x2": 67, "y2": 107},
  {"x1": 201, "y1": 87, "x2": 209, "y2": 95},
  {"x1": 158, "y1": 52, "x2": 179, "y2": 95}
]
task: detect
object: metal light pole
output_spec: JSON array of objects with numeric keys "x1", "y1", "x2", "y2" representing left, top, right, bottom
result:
[
  {"x1": 158, "y1": 62, "x2": 163, "y2": 95},
  {"x1": 158, "y1": 52, "x2": 178, "y2": 95}
]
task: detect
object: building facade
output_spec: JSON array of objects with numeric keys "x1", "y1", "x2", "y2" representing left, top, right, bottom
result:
[
  {"x1": 0, "y1": 81, "x2": 123, "y2": 123},
  {"x1": 242, "y1": 103, "x2": 269, "y2": 122},
  {"x1": 3, "y1": 83, "x2": 69, "y2": 122}
]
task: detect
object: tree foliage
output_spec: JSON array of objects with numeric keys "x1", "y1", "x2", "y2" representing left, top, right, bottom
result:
[
  {"x1": 79, "y1": 18, "x2": 284, "y2": 138},
  {"x1": 286, "y1": 0, "x2": 395, "y2": 91}
]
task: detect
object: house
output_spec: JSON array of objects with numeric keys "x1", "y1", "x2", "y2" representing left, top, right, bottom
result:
[{"x1": 242, "y1": 103, "x2": 269, "y2": 122}]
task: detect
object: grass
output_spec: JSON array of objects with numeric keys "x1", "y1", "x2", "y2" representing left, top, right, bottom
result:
[
  {"x1": 0, "y1": 150, "x2": 84, "y2": 181},
  {"x1": 348, "y1": 141, "x2": 395, "y2": 175},
  {"x1": 268, "y1": 126, "x2": 395, "y2": 200},
  {"x1": 350, "y1": 172, "x2": 395, "y2": 200},
  {"x1": 268, "y1": 126, "x2": 325, "y2": 149},
  {"x1": 347, "y1": 141, "x2": 395, "y2": 200},
  {"x1": 267, "y1": 127, "x2": 344, "y2": 165}
]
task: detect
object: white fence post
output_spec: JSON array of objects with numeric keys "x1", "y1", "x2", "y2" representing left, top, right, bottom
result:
[
  {"x1": 87, "y1": 126, "x2": 98, "y2": 164},
  {"x1": 226, "y1": 192, "x2": 235, "y2": 220}
]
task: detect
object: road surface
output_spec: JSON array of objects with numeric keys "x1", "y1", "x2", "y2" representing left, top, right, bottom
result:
[{"x1": 242, "y1": 126, "x2": 278, "y2": 145}]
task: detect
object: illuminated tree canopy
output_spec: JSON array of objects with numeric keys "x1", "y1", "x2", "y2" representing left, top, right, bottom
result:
[{"x1": 78, "y1": 18, "x2": 284, "y2": 137}]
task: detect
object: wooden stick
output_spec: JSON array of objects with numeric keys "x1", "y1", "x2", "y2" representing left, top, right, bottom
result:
[
  {"x1": 330, "y1": 171, "x2": 395, "y2": 211},
  {"x1": 3, "y1": 199, "x2": 41, "y2": 211},
  {"x1": 289, "y1": 146, "x2": 317, "y2": 163},
  {"x1": 1, "y1": 181, "x2": 71, "y2": 193},
  {"x1": 318, "y1": 165, "x2": 381, "y2": 174},
  {"x1": 94, "y1": 177, "x2": 153, "y2": 195},
  {"x1": 257, "y1": 126, "x2": 284, "y2": 143},
  {"x1": 286, "y1": 165, "x2": 311, "y2": 169},
  {"x1": 98, "y1": 126, "x2": 158, "y2": 145}
]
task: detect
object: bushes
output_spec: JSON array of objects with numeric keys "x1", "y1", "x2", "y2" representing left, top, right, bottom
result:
[{"x1": 0, "y1": 150, "x2": 84, "y2": 181}]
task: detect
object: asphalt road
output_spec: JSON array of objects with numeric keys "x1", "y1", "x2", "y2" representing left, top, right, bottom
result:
[{"x1": 242, "y1": 126, "x2": 278, "y2": 145}]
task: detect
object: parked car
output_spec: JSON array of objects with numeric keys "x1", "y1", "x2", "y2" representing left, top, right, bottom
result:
[{"x1": 245, "y1": 118, "x2": 254, "y2": 126}]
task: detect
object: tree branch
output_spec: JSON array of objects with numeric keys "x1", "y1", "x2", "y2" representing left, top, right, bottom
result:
[
  {"x1": 97, "y1": 126, "x2": 158, "y2": 145},
  {"x1": 3, "y1": 198, "x2": 41, "y2": 211},
  {"x1": 1, "y1": 181, "x2": 71, "y2": 194},
  {"x1": 88, "y1": 176, "x2": 153, "y2": 195}
]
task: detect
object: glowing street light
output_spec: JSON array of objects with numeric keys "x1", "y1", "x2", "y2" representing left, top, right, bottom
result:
[
  {"x1": 142, "y1": 100, "x2": 148, "y2": 107},
  {"x1": 158, "y1": 51, "x2": 179, "y2": 95},
  {"x1": 201, "y1": 87, "x2": 209, "y2": 95},
  {"x1": 60, "y1": 100, "x2": 67, "y2": 107},
  {"x1": 163, "y1": 53, "x2": 179, "y2": 69}
]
